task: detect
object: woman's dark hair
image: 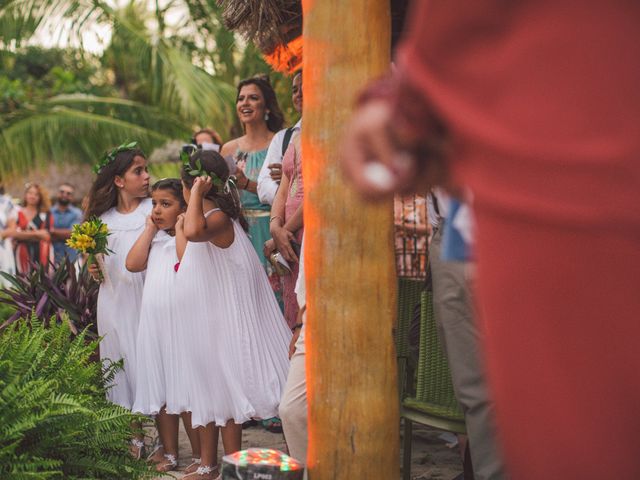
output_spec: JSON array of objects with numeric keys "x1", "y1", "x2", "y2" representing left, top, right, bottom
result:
[
  {"x1": 151, "y1": 178, "x2": 187, "y2": 209},
  {"x1": 181, "y1": 150, "x2": 248, "y2": 231},
  {"x1": 85, "y1": 148, "x2": 146, "y2": 218},
  {"x1": 236, "y1": 75, "x2": 285, "y2": 133}
]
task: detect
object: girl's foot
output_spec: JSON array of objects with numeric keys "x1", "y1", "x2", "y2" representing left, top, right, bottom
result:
[
  {"x1": 155, "y1": 453, "x2": 178, "y2": 473},
  {"x1": 183, "y1": 464, "x2": 219, "y2": 479},
  {"x1": 184, "y1": 457, "x2": 202, "y2": 474},
  {"x1": 129, "y1": 439, "x2": 145, "y2": 460},
  {"x1": 146, "y1": 444, "x2": 166, "y2": 464}
]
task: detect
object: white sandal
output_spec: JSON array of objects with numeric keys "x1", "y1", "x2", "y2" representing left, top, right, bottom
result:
[
  {"x1": 155, "y1": 453, "x2": 178, "y2": 472},
  {"x1": 184, "y1": 464, "x2": 218, "y2": 479},
  {"x1": 184, "y1": 457, "x2": 201, "y2": 474},
  {"x1": 129, "y1": 439, "x2": 145, "y2": 460},
  {"x1": 146, "y1": 443, "x2": 165, "y2": 463}
]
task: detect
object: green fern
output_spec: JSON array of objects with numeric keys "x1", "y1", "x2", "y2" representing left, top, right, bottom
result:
[{"x1": 0, "y1": 314, "x2": 153, "y2": 479}]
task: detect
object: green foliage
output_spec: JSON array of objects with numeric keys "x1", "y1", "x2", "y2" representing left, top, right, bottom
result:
[
  {"x1": 148, "y1": 161, "x2": 181, "y2": 181},
  {"x1": 0, "y1": 0, "x2": 299, "y2": 175},
  {"x1": 0, "y1": 315, "x2": 153, "y2": 479},
  {"x1": 0, "y1": 259, "x2": 99, "y2": 338}
]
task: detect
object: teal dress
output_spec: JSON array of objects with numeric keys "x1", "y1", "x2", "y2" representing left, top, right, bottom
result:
[{"x1": 237, "y1": 148, "x2": 283, "y2": 306}]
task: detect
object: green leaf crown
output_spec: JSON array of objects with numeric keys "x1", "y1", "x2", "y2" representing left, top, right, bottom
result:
[
  {"x1": 180, "y1": 150, "x2": 229, "y2": 191},
  {"x1": 93, "y1": 141, "x2": 139, "y2": 175}
]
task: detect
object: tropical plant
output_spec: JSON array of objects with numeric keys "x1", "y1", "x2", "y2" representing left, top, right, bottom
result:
[
  {"x1": 0, "y1": 259, "x2": 99, "y2": 337},
  {"x1": 0, "y1": 315, "x2": 153, "y2": 479},
  {"x1": 0, "y1": 0, "x2": 297, "y2": 176}
]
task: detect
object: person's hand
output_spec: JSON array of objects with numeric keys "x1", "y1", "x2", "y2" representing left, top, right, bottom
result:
[
  {"x1": 36, "y1": 230, "x2": 51, "y2": 242},
  {"x1": 192, "y1": 176, "x2": 213, "y2": 197},
  {"x1": 0, "y1": 229, "x2": 11, "y2": 239},
  {"x1": 145, "y1": 215, "x2": 158, "y2": 232},
  {"x1": 87, "y1": 262, "x2": 101, "y2": 282},
  {"x1": 268, "y1": 163, "x2": 282, "y2": 183},
  {"x1": 289, "y1": 326, "x2": 301, "y2": 359},
  {"x1": 175, "y1": 213, "x2": 185, "y2": 232},
  {"x1": 234, "y1": 167, "x2": 248, "y2": 189},
  {"x1": 341, "y1": 99, "x2": 448, "y2": 200},
  {"x1": 272, "y1": 226, "x2": 297, "y2": 263},
  {"x1": 341, "y1": 100, "x2": 417, "y2": 200},
  {"x1": 263, "y1": 238, "x2": 276, "y2": 258}
]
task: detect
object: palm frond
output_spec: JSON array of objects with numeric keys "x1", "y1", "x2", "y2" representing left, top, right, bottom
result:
[
  {"x1": 0, "y1": 105, "x2": 184, "y2": 174},
  {"x1": 0, "y1": 0, "x2": 106, "y2": 46}
]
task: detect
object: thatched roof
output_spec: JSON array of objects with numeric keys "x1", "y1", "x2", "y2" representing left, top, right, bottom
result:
[
  {"x1": 217, "y1": 0, "x2": 409, "y2": 73},
  {"x1": 217, "y1": 0, "x2": 302, "y2": 54}
]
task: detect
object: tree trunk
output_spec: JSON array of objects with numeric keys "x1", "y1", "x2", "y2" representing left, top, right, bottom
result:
[{"x1": 301, "y1": 1, "x2": 398, "y2": 478}]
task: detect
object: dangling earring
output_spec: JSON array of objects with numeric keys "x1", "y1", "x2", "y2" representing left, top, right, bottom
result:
[{"x1": 264, "y1": 112, "x2": 270, "y2": 121}]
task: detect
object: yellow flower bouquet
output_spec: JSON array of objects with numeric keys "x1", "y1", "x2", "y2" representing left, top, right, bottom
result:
[{"x1": 66, "y1": 217, "x2": 112, "y2": 283}]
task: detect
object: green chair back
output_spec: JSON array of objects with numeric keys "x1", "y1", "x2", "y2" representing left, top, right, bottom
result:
[
  {"x1": 396, "y1": 278, "x2": 424, "y2": 398},
  {"x1": 403, "y1": 290, "x2": 464, "y2": 424}
]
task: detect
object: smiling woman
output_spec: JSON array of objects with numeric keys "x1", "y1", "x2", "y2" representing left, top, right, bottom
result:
[{"x1": 220, "y1": 76, "x2": 285, "y2": 303}]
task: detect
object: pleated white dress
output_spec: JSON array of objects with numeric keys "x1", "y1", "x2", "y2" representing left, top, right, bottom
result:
[
  {"x1": 133, "y1": 230, "x2": 181, "y2": 415},
  {"x1": 97, "y1": 198, "x2": 152, "y2": 409},
  {"x1": 169, "y1": 210, "x2": 291, "y2": 428}
]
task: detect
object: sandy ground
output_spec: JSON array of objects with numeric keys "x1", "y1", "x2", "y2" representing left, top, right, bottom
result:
[{"x1": 151, "y1": 421, "x2": 463, "y2": 479}]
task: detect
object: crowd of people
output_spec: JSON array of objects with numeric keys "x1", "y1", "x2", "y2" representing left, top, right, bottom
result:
[
  {"x1": 78, "y1": 72, "x2": 307, "y2": 480},
  {"x1": 0, "y1": 181, "x2": 83, "y2": 282}
]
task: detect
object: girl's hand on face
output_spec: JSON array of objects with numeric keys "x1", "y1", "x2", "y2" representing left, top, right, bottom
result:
[
  {"x1": 192, "y1": 176, "x2": 213, "y2": 197},
  {"x1": 145, "y1": 215, "x2": 158, "y2": 232}
]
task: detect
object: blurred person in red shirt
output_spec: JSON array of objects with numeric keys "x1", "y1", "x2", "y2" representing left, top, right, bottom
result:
[{"x1": 342, "y1": 2, "x2": 640, "y2": 478}]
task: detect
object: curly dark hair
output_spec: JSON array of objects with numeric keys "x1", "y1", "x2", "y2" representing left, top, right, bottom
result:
[
  {"x1": 85, "y1": 148, "x2": 147, "y2": 218},
  {"x1": 151, "y1": 178, "x2": 187, "y2": 209},
  {"x1": 181, "y1": 150, "x2": 248, "y2": 232},
  {"x1": 236, "y1": 75, "x2": 284, "y2": 133}
]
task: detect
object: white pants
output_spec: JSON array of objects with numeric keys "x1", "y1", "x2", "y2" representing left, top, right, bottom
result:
[{"x1": 279, "y1": 326, "x2": 308, "y2": 466}]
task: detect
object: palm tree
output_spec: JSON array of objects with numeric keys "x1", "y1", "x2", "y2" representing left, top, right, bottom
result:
[{"x1": 0, "y1": 0, "x2": 287, "y2": 175}]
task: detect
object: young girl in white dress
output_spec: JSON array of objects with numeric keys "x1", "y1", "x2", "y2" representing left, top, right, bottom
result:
[
  {"x1": 173, "y1": 150, "x2": 291, "y2": 480},
  {"x1": 127, "y1": 178, "x2": 201, "y2": 473},
  {"x1": 84, "y1": 142, "x2": 151, "y2": 458}
]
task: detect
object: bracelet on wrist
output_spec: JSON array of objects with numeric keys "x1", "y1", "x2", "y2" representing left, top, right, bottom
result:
[
  {"x1": 270, "y1": 215, "x2": 283, "y2": 224},
  {"x1": 291, "y1": 323, "x2": 303, "y2": 332},
  {"x1": 243, "y1": 178, "x2": 250, "y2": 189}
]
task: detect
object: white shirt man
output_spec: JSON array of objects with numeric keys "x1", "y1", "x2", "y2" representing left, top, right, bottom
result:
[{"x1": 257, "y1": 71, "x2": 303, "y2": 205}]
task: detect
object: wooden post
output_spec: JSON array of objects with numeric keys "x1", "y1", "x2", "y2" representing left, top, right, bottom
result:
[{"x1": 301, "y1": 1, "x2": 398, "y2": 478}]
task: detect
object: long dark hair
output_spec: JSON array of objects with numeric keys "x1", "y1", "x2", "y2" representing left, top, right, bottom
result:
[
  {"x1": 181, "y1": 150, "x2": 248, "y2": 232},
  {"x1": 151, "y1": 178, "x2": 187, "y2": 209},
  {"x1": 236, "y1": 75, "x2": 284, "y2": 133},
  {"x1": 85, "y1": 148, "x2": 146, "y2": 218}
]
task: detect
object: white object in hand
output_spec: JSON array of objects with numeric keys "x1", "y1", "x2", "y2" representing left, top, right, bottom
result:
[{"x1": 363, "y1": 162, "x2": 394, "y2": 190}]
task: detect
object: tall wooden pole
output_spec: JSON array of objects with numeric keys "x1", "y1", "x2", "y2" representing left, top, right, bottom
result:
[{"x1": 301, "y1": 1, "x2": 398, "y2": 478}]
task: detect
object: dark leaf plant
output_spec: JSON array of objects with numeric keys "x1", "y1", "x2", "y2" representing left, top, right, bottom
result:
[
  {"x1": 0, "y1": 315, "x2": 153, "y2": 479},
  {"x1": 0, "y1": 258, "x2": 99, "y2": 337}
]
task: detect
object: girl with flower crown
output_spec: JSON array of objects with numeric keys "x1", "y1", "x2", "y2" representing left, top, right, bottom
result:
[
  {"x1": 126, "y1": 178, "x2": 201, "y2": 474},
  {"x1": 85, "y1": 142, "x2": 152, "y2": 458},
  {"x1": 171, "y1": 149, "x2": 291, "y2": 480}
]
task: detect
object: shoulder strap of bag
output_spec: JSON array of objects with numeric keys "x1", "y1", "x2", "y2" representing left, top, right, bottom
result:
[{"x1": 281, "y1": 127, "x2": 295, "y2": 157}]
